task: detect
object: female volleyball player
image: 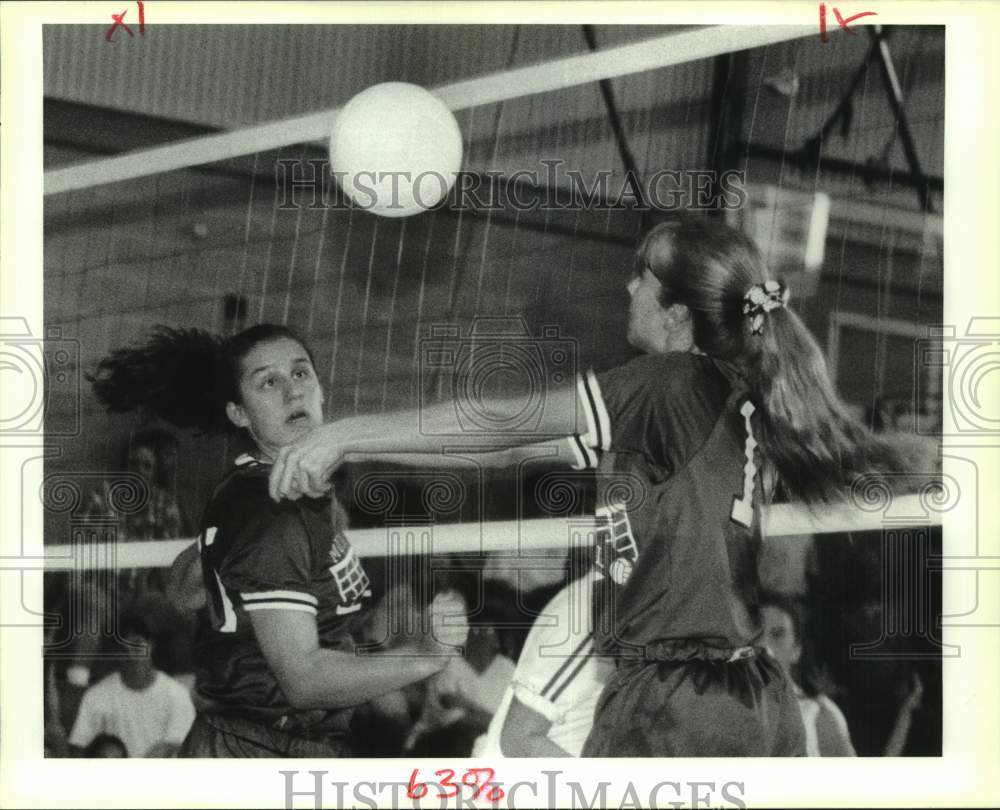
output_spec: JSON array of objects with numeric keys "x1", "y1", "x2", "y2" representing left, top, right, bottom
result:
[
  {"x1": 267, "y1": 217, "x2": 913, "y2": 757},
  {"x1": 89, "y1": 324, "x2": 466, "y2": 757}
]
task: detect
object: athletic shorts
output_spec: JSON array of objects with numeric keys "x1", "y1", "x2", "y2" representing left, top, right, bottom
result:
[
  {"x1": 178, "y1": 711, "x2": 352, "y2": 758},
  {"x1": 581, "y1": 646, "x2": 805, "y2": 757}
]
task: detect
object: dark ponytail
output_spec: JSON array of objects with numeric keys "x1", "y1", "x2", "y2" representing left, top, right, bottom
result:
[
  {"x1": 641, "y1": 218, "x2": 911, "y2": 505},
  {"x1": 88, "y1": 323, "x2": 315, "y2": 435}
]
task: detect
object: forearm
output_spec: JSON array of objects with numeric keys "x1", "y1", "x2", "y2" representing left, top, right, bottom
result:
[
  {"x1": 336, "y1": 390, "x2": 583, "y2": 456},
  {"x1": 288, "y1": 645, "x2": 448, "y2": 710},
  {"x1": 350, "y1": 440, "x2": 579, "y2": 471},
  {"x1": 883, "y1": 709, "x2": 913, "y2": 757}
]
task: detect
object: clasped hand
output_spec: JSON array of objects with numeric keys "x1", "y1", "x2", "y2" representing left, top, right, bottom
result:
[{"x1": 269, "y1": 423, "x2": 345, "y2": 501}]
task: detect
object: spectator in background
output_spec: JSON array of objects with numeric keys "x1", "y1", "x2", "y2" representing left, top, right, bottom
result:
[
  {"x1": 86, "y1": 428, "x2": 194, "y2": 591},
  {"x1": 760, "y1": 594, "x2": 856, "y2": 756},
  {"x1": 44, "y1": 622, "x2": 70, "y2": 758},
  {"x1": 62, "y1": 428, "x2": 196, "y2": 693},
  {"x1": 69, "y1": 612, "x2": 195, "y2": 757}
]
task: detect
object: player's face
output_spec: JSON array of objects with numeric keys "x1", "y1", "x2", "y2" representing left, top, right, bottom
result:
[
  {"x1": 227, "y1": 337, "x2": 324, "y2": 459},
  {"x1": 761, "y1": 605, "x2": 801, "y2": 672},
  {"x1": 626, "y1": 267, "x2": 673, "y2": 354}
]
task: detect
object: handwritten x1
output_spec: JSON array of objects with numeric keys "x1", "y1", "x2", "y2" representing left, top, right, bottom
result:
[{"x1": 106, "y1": 1, "x2": 146, "y2": 42}]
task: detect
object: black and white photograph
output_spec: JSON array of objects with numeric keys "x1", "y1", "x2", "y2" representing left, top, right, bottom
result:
[{"x1": 1, "y1": 2, "x2": 998, "y2": 808}]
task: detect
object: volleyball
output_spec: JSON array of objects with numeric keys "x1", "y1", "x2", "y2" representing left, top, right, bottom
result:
[{"x1": 328, "y1": 82, "x2": 463, "y2": 218}]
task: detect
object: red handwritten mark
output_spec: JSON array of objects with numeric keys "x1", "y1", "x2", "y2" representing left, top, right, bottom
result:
[
  {"x1": 406, "y1": 769, "x2": 428, "y2": 800},
  {"x1": 407, "y1": 768, "x2": 505, "y2": 802},
  {"x1": 463, "y1": 768, "x2": 505, "y2": 802},
  {"x1": 435, "y1": 769, "x2": 459, "y2": 799},
  {"x1": 106, "y1": 2, "x2": 146, "y2": 41},
  {"x1": 106, "y1": 9, "x2": 133, "y2": 41},
  {"x1": 819, "y1": 3, "x2": 878, "y2": 42}
]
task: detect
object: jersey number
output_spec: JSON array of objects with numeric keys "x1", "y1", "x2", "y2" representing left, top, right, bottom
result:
[{"x1": 730, "y1": 400, "x2": 758, "y2": 528}]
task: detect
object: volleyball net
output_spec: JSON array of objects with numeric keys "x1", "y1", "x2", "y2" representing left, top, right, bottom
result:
[{"x1": 40, "y1": 23, "x2": 945, "y2": 573}]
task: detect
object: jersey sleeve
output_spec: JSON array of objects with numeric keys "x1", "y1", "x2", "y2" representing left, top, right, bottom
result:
[
  {"x1": 576, "y1": 353, "x2": 725, "y2": 473},
  {"x1": 214, "y1": 490, "x2": 318, "y2": 616},
  {"x1": 510, "y1": 636, "x2": 595, "y2": 724},
  {"x1": 509, "y1": 580, "x2": 597, "y2": 724}
]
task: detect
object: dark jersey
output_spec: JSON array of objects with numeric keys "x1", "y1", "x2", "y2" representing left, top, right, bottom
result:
[
  {"x1": 576, "y1": 353, "x2": 763, "y2": 657},
  {"x1": 193, "y1": 454, "x2": 371, "y2": 722}
]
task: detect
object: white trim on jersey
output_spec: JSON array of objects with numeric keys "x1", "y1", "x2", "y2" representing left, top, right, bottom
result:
[
  {"x1": 240, "y1": 589, "x2": 318, "y2": 614},
  {"x1": 243, "y1": 602, "x2": 318, "y2": 616},
  {"x1": 568, "y1": 434, "x2": 598, "y2": 470},
  {"x1": 512, "y1": 633, "x2": 596, "y2": 724},
  {"x1": 576, "y1": 373, "x2": 600, "y2": 445},
  {"x1": 577, "y1": 370, "x2": 612, "y2": 453},
  {"x1": 242, "y1": 589, "x2": 318, "y2": 605},
  {"x1": 213, "y1": 570, "x2": 238, "y2": 633},
  {"x1": 512, "y1": 682, "x2": 563, "y2": 723},
  {"x1": 539, "y1": 634, "x2": 596, "y2": 703}
]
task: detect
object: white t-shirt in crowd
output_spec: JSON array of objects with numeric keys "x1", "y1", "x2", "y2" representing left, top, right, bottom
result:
[
  {"x1": 69, "y1": 671, "x2": 196, "y2": 757},
  {"x1": 475, "y1": 573, "x2": 613, "y2": 757}
]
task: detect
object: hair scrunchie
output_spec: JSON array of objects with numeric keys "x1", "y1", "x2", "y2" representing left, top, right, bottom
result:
[{"x1": 742, "y1": 281, "x2": 790, "y2": 335}]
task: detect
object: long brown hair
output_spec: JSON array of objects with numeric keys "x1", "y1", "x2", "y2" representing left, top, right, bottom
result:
[
  {"x1": 88, "y1": 324, "x2": 315, "y2": 435},
  {"x1": 639, "y1": 218, "x2": 909, "y2": 504}
]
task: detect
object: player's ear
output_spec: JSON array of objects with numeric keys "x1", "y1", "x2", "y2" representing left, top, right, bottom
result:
[{"x1": 226, "y1": 401, "x2": 251, "y2": 430}]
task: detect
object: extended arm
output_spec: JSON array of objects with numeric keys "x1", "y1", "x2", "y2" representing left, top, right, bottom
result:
[
  {"x1": 271, "y1": 385, "x2": 590, "y2": 500},
  {"x1": 883, "y1": 674, "x2": 923, "y2": 757},
  {"x1": 249, "y1": 592, "x2": 466, "y2": 710}
]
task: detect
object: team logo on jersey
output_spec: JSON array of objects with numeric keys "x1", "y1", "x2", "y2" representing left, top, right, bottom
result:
[
  {"x1": 328, "y1": 532, "x2": 370, "y2": 604},
  {"x1": 594, "y1": 503, "x2": 639, "y2": 585}
]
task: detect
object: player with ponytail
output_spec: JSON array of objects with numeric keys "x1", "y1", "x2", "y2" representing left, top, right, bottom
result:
[
  {"x1": 268, "y1": 216, "x2": 918, "y2": 757},
  {"x1": 90, "y1": 324, "x2": 466, "y2": 757},
  {"x1": 634, "y1": 218, "x2": 910, "y2": 504}
]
